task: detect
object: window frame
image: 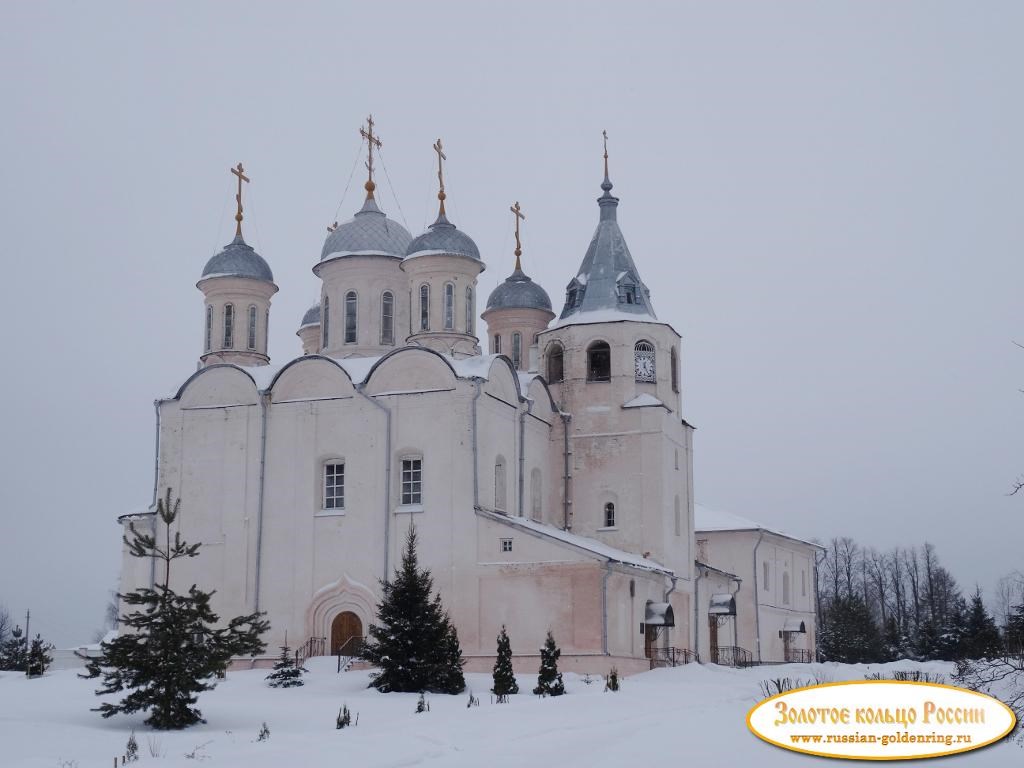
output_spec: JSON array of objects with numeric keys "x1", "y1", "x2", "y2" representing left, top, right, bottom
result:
[
  {"x1": 782, "y1": 571, "x2": 791, "y2": 605},
  {"x1": 587, "y1": 340, "x2": 611, "y2": 382},
  {"x1": 380, "y1": 291, "x2": 395, "y2": 346},
  {"x1": 204, "y1": 305, "x2": 212, "y2": 352},
  {"x1": 511, "y1": 332, "x2": 522, "y2": 370},
  {"x1": 603, "y1": 502, "x2": 616, "y2": 528},
  {"x1": 493, "y1": 334, "x2": 501, "y2": 354},
  {"x1": 247, "y1": 304, "x2": 258, "y2": 350},
  {"x1": 443, "y1": 282, "x2": 455, "y2": 330},
  {"x1": 419, "y1": 284, "x2": 430, "y2": 331},
  {"x1": 344, "y1": 290, "x2": 357, "y2": 344},
  {"x1": 323, "y1": 460, "x2": 345, "y2": 511},
  {"x1": 500, "y1": 538, "x2": 513, "y2": 553},
  {"x1": 465, "y1": 286, "x2": 474, "y2": 334},
  {"x1": 762, "y1": 561, "x2": 770, "y2": 591},
  {"x1": 530, "y1": 468, "x2": 542, "y2": 521},
  {"x1": 634, "y1": 340, "x2": 656, "y2": 382},
  {"x1": 322, "y1": 296, "x2": 330, "y2": 348},
  {"x1": 400, "y1": 455, "x2": 423, "y2": 506},
  {"x1": 670, "y1": 346, "x2": 680, "y2": 393},
  {"x1": 222, "y1": 303, "x2": 234, "y2": 349},
  {"x1": 547, "y1": 343, "x2": 564, "y2": 383},
  {"x1": 494, "y1": 457, "x2": 507, "y2": 512}
]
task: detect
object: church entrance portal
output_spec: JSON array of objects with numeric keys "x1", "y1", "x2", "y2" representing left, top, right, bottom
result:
[{"x1": 331, "y1": 611, "x2": 362, "y2": 656}]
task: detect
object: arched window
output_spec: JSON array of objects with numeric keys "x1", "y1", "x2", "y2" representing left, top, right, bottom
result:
[
  {"x1": 783, "y1": 572, "x2": 791, "y2": 605},
  {"x1": 419, "y1": 284, "x2": 430, "y2": 331},
  {"x1": 547, "y1": 343, "x2": 564, "y2": 383},
  {"x1": 204, "y1": 305, "x2": 212, "y2": 352},
  {"x1": 530, "y1": 468, "x2": 542, "y2": 521},
  {"x1": 222, "y1": 304, "x2": 234, "y2": 348},
  {"x1": 493, "y1": 334, "x2": 501, "y2": 354},
  {"x1": 265, "y1": 309, "x2": 270, "y2": 350},
  {"x1": 511, "y1": 332, "x2": 522, "y2": 370},
  {"x1": 322, "y1": 296, "x2": 330, "y2": 348},
  {"x1": 344, "y1": 291, "x2": 357, "y2": 343},
  {"x1": 587, "y1": 341, "x2": 611, "y2": 382},
  {"x1": 444, "y1": 282, "x2": 454, "y2": 330},
  {"x1": 247, "y1": 305, "x2": 258, "y2": 350},
  {"x1": 671, "y1": 346, "x2": 679, "y2": 393},
  {"x1": 603, "y1": 502, "x2": 616, "y2": 528},
  {"x1": 465, "y1": 286, "x2": 474, "y2": 334},
  {"x1": 494, "y1": 457, "x2": 507, "y2": 512},
  {"x1": 380, "y1": 291, "x2": 394, "y2": 345},
  {"x1": 634, "y1": 340, "x2": 656, "y2": 382},
  {"x1": 674, "y1": 495, "x2": 681, "y2": 536}
]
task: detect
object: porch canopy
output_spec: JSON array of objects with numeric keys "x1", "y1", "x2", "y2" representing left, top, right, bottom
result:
[
  {"x1": 783, "y1": 618, "x2": 807, "y2": 633},
  {"x1": 645, "y1": 601, "x2": 675, "y2": 627},
  {"x1": 708, "y1": 593, "x2": 736, "y2": 616}
]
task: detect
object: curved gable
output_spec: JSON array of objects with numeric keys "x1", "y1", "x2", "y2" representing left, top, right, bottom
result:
[
  {"x1": 526, "y1": 377, "x2": 558, "y2": 418},
  {"x1": 364, "y1": 347, "x2": 458, "y2": 396},
  {"x1": 481, "y1": 356, "x2": 521, "y2": 405},
  {"x1": 269, "y1": 356, "x2": 356, "y2": 403},
  {"x1": 176, "y1": 365, "x2": 258, "y2": 408}
]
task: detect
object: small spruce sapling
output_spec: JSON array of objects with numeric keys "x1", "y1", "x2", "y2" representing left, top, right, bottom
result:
[
  {"x1": 466, "y1": 690, "x2": 479, "y2": 708},
  {"x1": 491, "y1": 625, "x2": 519, "y2": 702},
  {"x1": 0, "y1": 625, "x2": 27, "y2": 671},
  {"x1": 604, "y1": 667, "x2": 620, "y2": 692},
  {"x1": 533, "y1": 631, "x2": 565, "y2": 697},
  {"x1": 415, "y1": 692, "x2": 430, "y2": 713},
  {"x1": 125, "y1": 731, "x2": 139, "y2": 762},
  {"x1": 26, "y1": 634, "x2": 54, "y2": 677},
  {"x1": 336, "y1": 704, "x2": 353, "y2": 729},
  {"x1": 256, "y1": 722, "x2": 269, "y2": 742},
  {"x1": 266, "y1": 643, "x2": 306, "y2": 688}
]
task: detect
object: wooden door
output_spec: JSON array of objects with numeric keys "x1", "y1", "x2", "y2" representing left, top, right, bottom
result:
[
  {"x1": 331, "y1": 611, "x2": 362, "y2": 655},
  {"x1": 783, "y1": 630, "x2": 793, "y2": 662},
  {"x1": 708, "y1": 616, "x2": 719, "y2": 663},
  {"x1": 644, "y1": 624, "x2": 657, "y2": 659}
]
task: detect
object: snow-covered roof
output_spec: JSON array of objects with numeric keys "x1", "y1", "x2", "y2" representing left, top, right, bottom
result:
[
  {"x1": 549, "y1": 308, "x2": 660, "y2": 330},
  {"x1": 480, "y1": 510, "x2": 674, "y2": 575},
  {"x1": 709, "y1": 593, "x2": 737, "y2": 616},
  {"x1": 694, "y1": 504, "x2": 822, "y2": 549},
  {"x1": 622, "y1": 393, "x2": 666, "y2": 409}
]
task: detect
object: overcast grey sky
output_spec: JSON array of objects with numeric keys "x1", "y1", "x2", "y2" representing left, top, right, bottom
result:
[{"x1": 1, "y1": 1, "x2": 1021, "y2": 646}]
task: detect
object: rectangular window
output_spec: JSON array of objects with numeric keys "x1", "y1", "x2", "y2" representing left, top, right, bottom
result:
[
  {"x1": 444, "y1": 283, "x2": 454, "y2": 329},
  {"x1": 324, "y1": 462, "x2": 344, "y2": 509},
  {"x1": 493, "y1": 334, "x2": 501, "y2": 354},
  {"x1": 762, "y1": 561, "x2": 770, "y2": 591},
  {"x1": 401, "y1": 457, "x2": 422, "y2": 505},
  {"x1": 604, "y1": 502, "x2": 616, "y2": 528},
  {"x1": 801, "y1": 570, "x2": 807, "y2": 597},
  {"x1": 511, "y1": 332, "x2": 522, "y2": 369},
  {"x1": 204, "y1": 305, "x2": 212, "y2": 352},
  {"x1": 344, "y1": 292, "x2": 357, "y2": 343},
  {"x1": 223, "y1": 304, "x2": 234, "y2": 348},
  {"x1": 247, "y1": 305, "x2": 257, "y2": 350},
  {"x1": 501, "y1": 538, "x2": 512, "y2": 553}
]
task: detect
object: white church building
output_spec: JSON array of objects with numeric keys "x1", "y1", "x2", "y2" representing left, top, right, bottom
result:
[{"x1": 117, "y1": 122, "x2": 817, "y2": 674}]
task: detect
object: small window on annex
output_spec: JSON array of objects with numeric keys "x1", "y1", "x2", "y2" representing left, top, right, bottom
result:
[
  {"x1": 247, "y1": 305, "x2": 258, "y2": 350},
  {"x1": 324, "y1": 462, "x2": 344, "y2": 510},
  {"x1": 443, "y1": 283, "x2": 455, "y2": 330},
  {"x1": 419, "y1": 284, "x2": 430, "y2": 331},
  {"x1": 587, "y1": 341, "x2": 611, "y2": 382},
  {"x1": 401, "y1": 457, "x2": 423, "y2": 505},
  {"x1": 603, "y1": 502, "x2": 616, "y2": 528},
  {"x1": 511, "y1": 332, "x2": 522, "y2": 370},
  {"x1": 223, "y1": 304, "x2": 234, "y2": 348},
  {"x1": 322, "y1": 296, "x2": 330, "y2": 348},
  {"x1": 547, "y1": 343, "x2": 564, "y2": 382},
  {"x1": 344, "y1": 291, "x2": 357, "y2": 344},
  {"x1": 380, "y1": 291, "x2": 395, "y2": 346},
  {"x1": 500, "y1": 538, "x2": 513, "y2": 553},
  {"x1": 494, "y1": 457, "x2": 507, "y2": 512}
]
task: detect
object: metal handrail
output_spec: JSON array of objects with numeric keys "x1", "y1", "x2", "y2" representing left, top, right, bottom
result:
[
  {"x1": 784, "y1": 648, "x2": 812, "y2": 663},
  {"x1": 710, "y1": 645, "x2": 754, "y2": 668},
  {"x1": 294, "y1": 636, "x2": 326, "y2": 667},
  {"x1": 336, "y1": 635, "x2": 365, "y2": 672},
  {"x1": 649, "y1": 647, "x2": 697, "y2": 669}
]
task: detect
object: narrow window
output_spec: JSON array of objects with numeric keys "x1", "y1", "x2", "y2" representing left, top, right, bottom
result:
[
  {"x1": 247, "y1": 305, "x2": 258, "y2": 350},
  {"x1": 344, "y1": 291, "x2": 357, "y2": 343},
  {"x1": 465, "y1": 286, "x2": 474, "y2": 334},
  {"x1": 763, "y1": 562, "x2": 770, "y2": 591},
  {"x1": 493, "y1": 334, "x2": 501, "y2": 354},
  {"x1": 674, "y1": 449, "x2": 679, "y2": 470},
  {"x1": 674, "y1": 495, "x2": 681, "y2": 536},
  {"x1": 801, "y1": 570, "x2": 807, "y2": 597},
  {"x1": 444, "y1": 282, "x2": 454, "y2": 330},
  {"x1": 380, "y1": 291, "x2": 395, "y2": 345},
  {"x1": 500, "y1": 538, "x2": 513, "y2": 553},
  {"x1": 204, "y1": 305, "x2": 212, "y2": 352},
  {"x1": 783, "y1": 572, "x2": 791, "y2": 605},
  {"x1": 603, "y1": 502, "x2": 616, "y2": 528},
  {"x1": 671, "y1": 346, "x2": 680, "y2": 393},
  {"x1": 494, "y1": 458, "x2": 507, "y2": 512},
  {"x1": 324, "y1": 462, "x2": 344, "y2": 510},
  {"x1": 511, "y1": 332, "x2": 522, "y2": 370},
  {"x1": 587, "y1": 341, "x2": 611, "y2": 382},
  {"x1": 401, "y1": 457, "x2": 422, "y2": 505},
  {"x1": 419, "y1": 284, "x2": 429, "y2": 331},
  {"x1": 530, "y1": 468, "x2": 542, "y2": 521},
  {"x1": 634, "y1": 340, "x2": 656, "y2": 382},
  {"x1": 322, "y1": 296, "x2": 330, "y2": 348},
  {"x1": 222, "y1": 304, "x2": 234, "y2": 348},
  {"x1": 547, "y1": 343, "x2": 564, "y2": 383},
  {"x1": 265, "y1": 309, "x2": 270, "y2": 351}
]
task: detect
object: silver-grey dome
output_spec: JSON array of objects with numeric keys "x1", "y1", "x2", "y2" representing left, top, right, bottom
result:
[
  {"x1": 201, "y1": 233, "x2": 274, "y2": 282},
  {"x1": 486, "y1": 268, "x2": 553, "y2": 312},
  {"x1": 321, "y1": 196, "x2": 412, "y2": 261},
  {"x1": 406, "y1": 213, "x2": 480, "y2": 260},
  {"x1": 300, "y1": 302, "x2": 321, "y2": 327}
]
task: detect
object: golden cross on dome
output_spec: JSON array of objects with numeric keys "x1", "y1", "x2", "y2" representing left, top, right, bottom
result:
[
  {"x1": 231, "y1": 163, "x2": 249, "y2": 237},
  {"x1": 359, "y1": 114, "x2": 383, "y2": 198},
  {"x1": 602, "y1": 129, "x2": 609, "y2": 179},
  {"x1": 510, "y1": 201, "x2": 525, "y2": 271},
  {"x1": 433, "y1": 138, "x2": 447, "y2": 217}
]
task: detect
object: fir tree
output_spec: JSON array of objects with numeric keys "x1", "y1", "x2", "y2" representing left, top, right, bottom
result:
[
  {"x1": 0, "y1": 624, "x2": 27, "y2": 671},
  {"x1": 491, "y1": 625, "x2": 518, "y2": 700},
  {"x1": 336, "y1": 704, "x2": 353, "y2": 729},
  {"x1": 265, "y1": 643, "x2": 306, "y2": 688},
  {"x1": 533, "y1": 631, "x2": 565, "y2": 696},
  {"x1": 604, "y1": 667, "x2": 620, "y2": 692},
  {"x1": 26, "y1": 633, "x2": 54, "y2": 677},
  {"x1": 80, "y1": 489, "x2": 269, "y2": 729},
  {"x1": 1007, "y1": 604, "x2": 1024, "y2": 654},
  {"x1": 125, "y1": 731, "x2": 139, "y2": 762},
  {"x1": 819, "y1": 595, "x2": 883, "y2": 663},
  {"x1": 361, "y1": 524, "x2": 465, "y2": 694},
  {"x1": 959, "y1": 590, "x2": 1003, "y2": 660}
]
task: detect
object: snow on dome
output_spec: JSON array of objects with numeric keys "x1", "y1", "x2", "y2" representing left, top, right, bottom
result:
[
  {"x1": 405, "y1": 213, "x2": 480, "y2": 261},
  {"x1": 486, "y1": 268, "x2": 553, "y2": 312},
  {"x1": 200, "y1": 233, "x2": 274, "y2": 282}
]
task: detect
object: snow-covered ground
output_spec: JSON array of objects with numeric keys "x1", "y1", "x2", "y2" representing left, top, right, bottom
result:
[{"x1": 0, "y1": 659, "x2": 1017, "y2": 767}]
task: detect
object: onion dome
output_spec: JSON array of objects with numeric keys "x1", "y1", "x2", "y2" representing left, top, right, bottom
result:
[
  {"x1": 486, "y1": 267, "x2": 552, "y2": 311},
  {"x1": 201, "y1": 233, "x2": 274, "y2": 282},
  {"x1": 320, "y1": 195, "x2": 412, "y2": 261},
  {"x1": 299, "y1": 302, "x2": 321, "y2": 328},
  {"x1": 406, "y1": 212, "x2": 481, "y2": 260}
]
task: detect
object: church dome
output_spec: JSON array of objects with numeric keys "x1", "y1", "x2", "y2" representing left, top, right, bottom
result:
[
  {"x1": 201, "y1": 233, "x2": 274, "y2": 282},
  {"x1": 299, "y1": 302, "x2": 321, "y2": 327},
  {"x1": 486, "y1": 268, "x2": 552, "y2": 312},
  {"x1": 321, "y1": 196, "x2": 412, "y2": 261},
  {"x1": 406, "y1": 213, "x2": 480, "y2": 261}
]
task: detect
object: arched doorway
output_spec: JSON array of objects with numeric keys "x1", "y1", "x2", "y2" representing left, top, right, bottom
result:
[{"x1": 331, "y1": 611, "x2": 363, "y2": 655}]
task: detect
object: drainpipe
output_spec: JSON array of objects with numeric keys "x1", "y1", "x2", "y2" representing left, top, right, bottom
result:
[
  {"x1": 149, "y1": 400, "x2": 161, "y2": 589},
  {"x1": 693, "y1": 567, "x2": 703, "y2": 661},
  {"x1": 254, "y1": 392, "x2": 270, "y2": 613},
  {"x1": 752, "y1": 531, "x2": 765, "y2": 663},
  {"x1": 601, "y1": 563, "x2": 612, "y2": 655},
  {"x1": 664, "y1": 574, "x2": 678, "y2": 654},
  {"x1": 471, "y1": 380, "x2": 483, "y2": 508},
  {"x1": 560, "y1": 412, "x2": 572, "y2": 530},
  {"x1": 731, "y1": 577, "x2": 742, "y2": 647},
  {"x1": 356, "y1": 386, "x2": 392, "y2": 581},
  {"x1": 517, "y1": 403, "x2": 528, "y2": 517}
]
